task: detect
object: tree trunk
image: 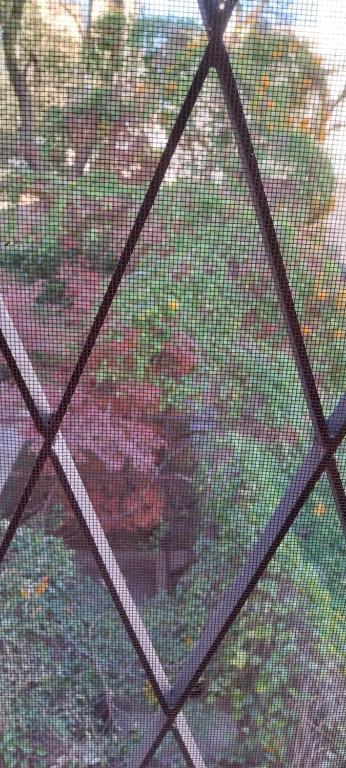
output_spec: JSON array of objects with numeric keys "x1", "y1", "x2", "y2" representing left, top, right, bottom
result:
[
  {"x1": 85, "y1": 0, "x2": 94, "y2": 45},
  {"x1": 2, "y1": 0, "x2": 39, "y2": 167}
]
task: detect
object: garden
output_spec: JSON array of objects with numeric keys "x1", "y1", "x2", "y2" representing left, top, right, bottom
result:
[{"x1": 0, "y1": 2, "x2": 345, "y2": 767}]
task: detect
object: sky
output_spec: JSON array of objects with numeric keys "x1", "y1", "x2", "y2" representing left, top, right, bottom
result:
[
  {"x1": 142, "y1": 0, "x2": 305, "y2": 25},
  {"x1": 143, "y1": 0, "x2": 201, "y2": 19},
  {"x1": 75, "y1": 1, "x2": 319, "y2": 28}
]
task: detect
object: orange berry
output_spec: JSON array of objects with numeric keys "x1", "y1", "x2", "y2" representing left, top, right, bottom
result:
[
  {"x1": 314, "y1": 502, "x2": 326, "y2": 516},
  {"x1": 136, "y1": 82, "x2": 147, "y2": 94},
  {"x1": 167, "y1": 82, "x2": 177, "y2": 92},
  {"x1": 246, "y1": 12, "x2": 258, "y2": 25},
  {"x1": 266, "y1": 742, "x2": 279, "y2": 754},
  {"x1": 333, "y1": 329, "x2": 346, "y2": 339},
  {"x1": 36, "y1": 576, "x2": 49, "y2": 596},
  {"x1": 167, "y1": 299, "x2": 179, "y2": 312},
  {"x1": 302, "y1": 325, "x2": 313, "y2": 336},
  {"x1": 186, "y1": 37, "x2": 201, "y2": 51},
  {"x1": 267, "y1": 99, "x2": 276, "y2": 109},
  {"x1": 260, "y1": 74, "x2": 271, "y2": 90},
  {"x1": 143, "y1": 679, "x2": 156, "y2": 705},
  {"x1": 317, "y1": 290, "x2": 328, "y2": 301},
  {"x1": 325, "y1": 195, "x2": 335, "y2": 213},
  {"x1": 300, "y1": 116, "x2": 310, "y2": 131},
  {"x1": 335, "y1": 289, "x2": 346, "y2": 308}
]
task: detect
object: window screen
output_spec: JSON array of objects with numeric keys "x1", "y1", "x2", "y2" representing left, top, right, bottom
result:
[{"x1": 0, "y1": 1, "x2": 345, "y2": 766}]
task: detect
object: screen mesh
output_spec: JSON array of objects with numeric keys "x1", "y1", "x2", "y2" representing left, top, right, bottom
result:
[{"x1": 0, "y1": 1, "x2": 345, "y2": 766}]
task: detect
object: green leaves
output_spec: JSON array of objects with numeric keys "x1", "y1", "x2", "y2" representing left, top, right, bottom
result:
[{"x1": 83, "y1": 11, "x2": 126, "y2": 79}]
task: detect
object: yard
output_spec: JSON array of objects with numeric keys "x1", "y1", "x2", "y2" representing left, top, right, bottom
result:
[{"x1": 0, "y1": 3, "x2": 345, "y2": 767}]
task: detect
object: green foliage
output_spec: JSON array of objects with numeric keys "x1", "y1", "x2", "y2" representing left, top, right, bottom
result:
[
  {"x1": 83, "y1": 11, "x2": 127, "y2": 79},
  {"x1": 0, "y1": 238, "x2": 60, "y2": 279},
  {"x1": 0, "y1": 520, "x2": 144, "y2": 767},
  {"x1": 39, "y1": 106, "x2": 69, "y2": 168},
  {"x1": 258, "y1": 129, "x2": 335, "y2": 224},
  {"x1": 234, "y1": 26, "x2": 329, "y2": 127},
  {"x1": 69, "y1": 87, "x2": 124, "y2": 122}
]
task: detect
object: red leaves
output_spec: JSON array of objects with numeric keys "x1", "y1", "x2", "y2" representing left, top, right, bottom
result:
[
  {"x1": 122, "y1": 482, "x2": 165, "y2": 532},
  {"x1": 151, "y1": 331, "x2": 199, "y2": 379},
  {"x1": 111, "y1": 382, "x2": 163, "y2": 418},
  {"x1": 0, "y1": 372, "x2": 168, "y2": 542},
  {"x1": 256, "y1": 321, "x2": 278, "y2": 340},
  {"x1": 54, "y1": 399, "x2": 167, "y2": 542},
  {"x1": 88, "y1": 328, "x2": 139, "y2": 375},
  {"x1": 0, "y1": 264, "x2": 198, "y2": 551},
  {"x1": 59, "y1": 235, "x2": 79, "y2": 254},
  {"x1": 59, "y1": 261, "x2": 103, "y2": 324},
  {"x1": 55, "y1": 426, "x2": 166, "y2": 544},
  {"x1": 241, "y1": 308, "x2": 280, "y2": 341}
]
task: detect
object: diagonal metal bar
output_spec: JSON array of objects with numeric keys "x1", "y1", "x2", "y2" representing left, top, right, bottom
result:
[
  {"x1": 0, "y1": 296, "x2": 207, "y2": 768},
  {"x1": 48, "y1": 44, "x2": 213, "y2": 438},
  {"x1": 0, "y1": 43, "x2": 216, "y2": 768},
  {"x1": 325, "y1": 459, "x2": 346, "y2": 536},
  {"x1": 128, "y1": 390, "x2": 346, "y2": 768},
  {"x1": 213, "y1": 41, "x2": 328, "y2": 440},
  {"x1": 202, "y1": 17, "x2": 346, "y2": 543},
  {"x1": 199, "y1": 0, "x2": 238, "y2": 36},
  {"x1": 210, "y1": 39, "x2": 346, "y2": 535},
  {"x1": 0, "y1": 43, "x2": 212, "y2": 564},
  {"x1": 0, "y1": 25, "x2": 241, "y2": 766},
  {"x1": 126, "y1": 2, "x2": 346, "y2": 763},
  {"x1": 204, "y1": 4, "x2": 346, "y2": 531}
]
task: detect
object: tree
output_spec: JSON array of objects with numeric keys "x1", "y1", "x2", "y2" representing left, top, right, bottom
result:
[{"x1": 1, "y1": 0, "x2": 37, "y2": 160}]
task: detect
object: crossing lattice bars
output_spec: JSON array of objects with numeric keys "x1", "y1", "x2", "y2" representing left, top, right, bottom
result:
[{"x1": 0, "y1": 1, "x2": 345, "y2": 766}]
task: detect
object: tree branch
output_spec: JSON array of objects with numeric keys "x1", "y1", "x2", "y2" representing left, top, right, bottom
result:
[
  {"x1": 331, "y1": 83, "x2": 346, "y2": 110},
  {"x1": 2, "y1": 0, "x2": 27, "y2": 85},
  {"x1": 57, "y1": 0, "x2": 84, "y2": 37},
  {"x1": 2, "y1": 0, "x2": 39, "y2": 166}
]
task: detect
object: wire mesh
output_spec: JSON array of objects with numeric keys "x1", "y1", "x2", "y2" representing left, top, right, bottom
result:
[{"x1": 0, "y1": 1, "x2": 345, "y2": 766}]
